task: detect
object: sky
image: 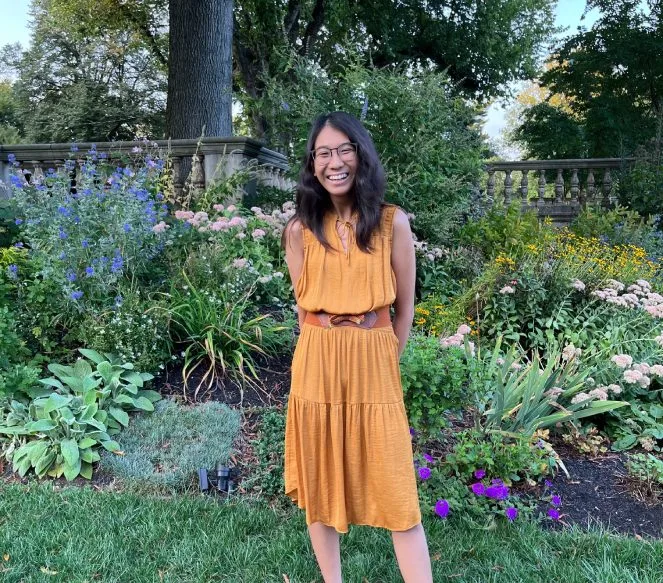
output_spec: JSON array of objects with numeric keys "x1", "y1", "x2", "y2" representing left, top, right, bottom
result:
[{"x1": 1, "y1": 0, "x2": 600, "y2": 142}]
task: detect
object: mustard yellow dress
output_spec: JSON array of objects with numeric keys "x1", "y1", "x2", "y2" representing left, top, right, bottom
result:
[{"x1": 284, "y1": 204, "x2": 422, "y2": 533}]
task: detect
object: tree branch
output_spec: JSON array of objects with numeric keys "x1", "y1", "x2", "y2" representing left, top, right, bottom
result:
[{"x1": 299, "y1": 0, "x2": 324, "y2": 57}]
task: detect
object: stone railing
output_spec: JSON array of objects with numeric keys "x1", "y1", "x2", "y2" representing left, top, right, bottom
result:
[
  {"x1": 0, "y1": 137, "x2": 295, "y2": 199},
  {"x1": 484, "y1": 158, "x2": 635, "y2": 225}
]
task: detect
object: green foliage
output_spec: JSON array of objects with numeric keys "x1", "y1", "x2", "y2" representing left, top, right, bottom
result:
[
  {"x1": 75, "y1": 288, "x2": 173, "y2": 374},
  {"x1": 457, "y1": 202, "x2": 553, "y2": 260},
  {"x1": 521, "y1": 0, "x2": 663, "y2": 159},
  {"x1": 0, "y1": 305, "x2": 29, "y2": 369},
  {"x1": 626, "y1": 453, "x2": 663, "y2": 488},
  {"x1": 400, "y1": 334, "x2": 474, "y2": 440},
  {"x1": 619, "y1": 141, "x2": 663, "y2": 223},
  {"x1": 444, "y1": 429, "x2": 555, "y2": 485},
  {"x1": 242, "y1": 408, "x2": 286, "y2": 500},
  {"x1": 512, "y1": 102, "x2": 588, "y2": 159},
  {"x1": 101, "y1": 398, "x2": 241, "y2": 491},
  {"x1": 0, "y1": 349, "x2": 160, "y2": 481},
  {"x1": 262, "y1": 59, "x2": 484, "y2": 244},
  {"x1": 472, "y1": 338, "x2": 627, "y2": 436},
  {"x1": 167, "y1": 275, "x2": 293, "y2": 401}
]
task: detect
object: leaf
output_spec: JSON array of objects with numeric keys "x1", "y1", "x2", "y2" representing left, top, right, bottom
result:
[
  {"x1": 78, "y1": 437, "x2": 97, "y2": 449},
  {"x1": 25, "y1": 419, "x2": 57, "y2": 432},
  {"x1": 78, "y1": 348, "x2": 106, "y2": 364},
  {"x1": 122, "y1": 371, "x2": 145, "y2": 387},
  {"x1": 132, "y1": 397, "x2": 154, "y2": 412},
  {"x1": 43, "y1": 394, "x2": 73, "y2": 414},
  {"x1": 611, "y1": 434, "x2": 638, "y2": 451},
  {"x1": 101, "y1": 440, "x2": 122, "y2": 453},
  {"x1": 97, "y1": 361, "x2": 113, "y2": 380},
  {"x1": 648, "y1": 404, "x2": 663, "y2": 419},
  {"x1": 60, "y1": 438, "x2": 80, "y2": 468},
  {"x1": 63, "y1": 457, "x2": 81, "y2": 481},
  {"x1": 35, "y1": 450, "x2": 56, "y2": 477},
  {"x1": 38, "y1": 378, "x2": 65, "y2": 391},
  {"x1": 73, "y1": 359, "x2": 93, "y2": 378},
  {"x1": 79, "y1": 461, "x2": 93, "y2": 480},
  {"x1": 109, "y1": 407, "x2": 129, "y2": 427},
  {"x1": 138, "y1": 390, "x2": 161, "y2": 403}
]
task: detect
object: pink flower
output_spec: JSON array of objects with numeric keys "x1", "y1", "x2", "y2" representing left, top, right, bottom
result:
[
  {"x1": 499, "y1": 285, "x2": 515, "y2": 294},
  {"x1": 226, "y1": 204, "x2": 237, "y2": 212},
  {"x1": 152, "y1": 221, "x2": 169, "y2": 233},
  {"x1": 232, "y1": 258, "x2": 248, "y2": 269},
  {"x1": 174, "y1": 210, "x2": 194, "y2": 220},
  {"x1": 611, "y1": 354, "x2": 633, "y2": 369},
  {"x1": 649, "y1": 365, "x2": 663, "y2": 377},
  {"x1": 571, "y1": 279, "x2": 586, "y2": 291},
  {"x1": 213, "y1": 204, "x2": 224, "y2": 211},
  {"x1": 228, "y1": 216, "x2": 245, "y2": 228},
  {"x1": 571, "y1": 392, "x2": 591, "y2": 404},
  {"x1": 637, "y1": 375, "x2": 651, "y2": 388},
  {"x1": 623, "y1": 369, "x2": 643, "y2": 384},
  {"x1": 252, "y1": 228, "x2": 266, "y2": 240},
  {"x1": 456, "y1": 324, "x2": 471, "y2": 335}
]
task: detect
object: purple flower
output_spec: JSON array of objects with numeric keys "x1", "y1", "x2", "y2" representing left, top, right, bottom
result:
[
  {"x1": 485, "y1": 485, "x2": 509, "y2": 500},
  {"x1": 7, "y1": 264, "x2": 18, "y2": 278},
  {"x1": 471, "y1": 482, "x2": 485, "y2": 496},
  {"x1": 13, "y1": 242, "x2": 23, "y2": 248},
  {"x1": 544, "y1": 480, "x2": 553, "y2": 489},
  {"x1": 434, "y1": 499, "x2": 449, "y2": 519},
  {"x1": 547, "y1": 508, "x2": 560, "y2": 520},
  {"x1": 14, "y1": 218, "x2": 23, "y2": 225},
  {"x1": 417, "y1": 467, "x2": 431, "y2": 480},
  {"x1": 409, "y1": 427, "x2": 415, "y2": 436},
  {"x1": 551, "y1": 495, "x2": 562, "y2": 506},
  {"x1": 505, "y1": 507, "x2": 518, "y2": 522},
  {"x1": 70, "y1": 290, "x2": 83, "y2": 300},
  {"x1": 474, "y1": 469, "x2": 486, "y2": 479},
  {"x1": 423, "y1": 453, "x2": 434, "y2": 463}
]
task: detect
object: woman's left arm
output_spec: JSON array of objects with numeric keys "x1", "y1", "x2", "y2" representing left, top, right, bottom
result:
[{"x1": 391, "y1": 208, "x2": 416, "y2": 359}]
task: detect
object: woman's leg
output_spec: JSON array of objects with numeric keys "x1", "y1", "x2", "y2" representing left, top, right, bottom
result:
[
  {"x1": 391, "y1": 523, "x2": 434, "y2": 583},
  {"x1": 308, "y1": 522, "x2": 343, "y2": 583}
]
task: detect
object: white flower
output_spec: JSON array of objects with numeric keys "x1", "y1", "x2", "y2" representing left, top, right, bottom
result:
[
  {"x1": 510, "y1": 362, "x2": 523, "y2": 371},
  {"x1": 649, "y1": 364, "x2": 663, "y2": 377},
  {"x1": 607, "y1": 384, "x2": 622, "y2": 394},
  {"x1": 562, "y1": 343, "x2": 581, "y2": 361},
  {"x1": 499, "y1": 285, "x2": 515, "y2": 294},
  {"x1": 588, "y1": 387, "x2": 608, "y2": 401},
  {"x1": 571, "y1": 279, "x2": 586, "y2": 291},
  {"x1": 637, "y1": 375, "x2": 651, "y2": 388},
  {"x1": 623, "y1": 369, "x2": 643, "y2": 384},
  {"x1": 571, "y1": 392, "x2": 591, "y2": 404}
]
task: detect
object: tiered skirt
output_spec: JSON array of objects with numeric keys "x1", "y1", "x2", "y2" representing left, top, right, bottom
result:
[{"x1": 284, "y1": 323, "x2": 422, "y2": 533}]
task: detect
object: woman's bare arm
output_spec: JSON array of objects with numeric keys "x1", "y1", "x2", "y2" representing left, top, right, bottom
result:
[
  {"x1": 391, "y1": 208, "x2": 416, "y2": 358},
  {"x1": 284, "y1": 218, "x2": 307, "y2": 329}
]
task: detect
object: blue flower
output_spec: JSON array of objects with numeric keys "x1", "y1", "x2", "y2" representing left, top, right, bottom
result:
[
  {"x1": 15, "y1": 218, "x2": 23, "y2": 225},
  {"x1": 13, "y1": 242, "x2": 24, "y2": 248},
  {"x1": 114, "y1": 295, "x2": 123, "y2": 306},
  {"x1": 123, "y1": 223, "x2": 131, "y2": 233},
  {"x1": 58, "y1": 251, "x2": 66, "y2": 260},
  {"x1": 59, "y1": 228, "x2": 68, "y2": 239},
  {"x1": 7, "y1": 264, "x2": 18, "y2": 279},
  {"x1": 81, "y1": 239, "x2": 89, "y2": 248},
  {"x1": 64, "y1": 159, "x2": 76, "y2": 171},
  {"x1": 70, "y1": 290, "x2": 83, "y2": 300},
  {"x1": 57, "y1": 205, "x2": 70, "y2": 216},
  {"x1": 85, "y1": 266, "x2": 94, "y2": 277},
  {"x1": 9, "y1": 175, "x2": 23, "y2": 188},
  {"x1": 66, "y1": 271, "x2": 77, "y2": 282},
  {"x1": 7, "y1": 153, "x2": 16, "y2": 163},
  {"x1": 111, "y1": 251, "x2": 123, "y2": 273},
  {"x1": 70, "y1": 143, "x2": 79, "y2": 152},
  {"x1": 281, "y1": 101, "x2": 290, "y2": 111}
]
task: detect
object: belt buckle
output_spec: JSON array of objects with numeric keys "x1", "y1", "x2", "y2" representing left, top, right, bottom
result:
[{"x1": 328, "y1": 313, "x2": 366, "y2": 327}]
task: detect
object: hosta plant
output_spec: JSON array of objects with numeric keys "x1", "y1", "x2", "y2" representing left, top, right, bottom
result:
[{"x1": 0, "y1": 349, "x2": 160, "y2": 480}]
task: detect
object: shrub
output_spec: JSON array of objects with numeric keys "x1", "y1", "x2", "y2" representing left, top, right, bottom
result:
[
  {"x1": 259, "y1": 57, "x2": 484, "y2": 245},
  {"x1": 101, "y1": 398, "x2": 241, "y2": 491},
  {"x1": 400, "y1": 334, "x2": 474, "y2": 440},
  {"x1": 241, "y1": 408, "x2": 286, "y2": 500},
  {"x1": 619, "y1": 140, "x2": 663, "y2": 222},
  {"x1": 7, "y1": 147, "x2": 168, "y2": 311},
  {"x1": 0, "y1": 349, "x2": 160, "y2": 481}
]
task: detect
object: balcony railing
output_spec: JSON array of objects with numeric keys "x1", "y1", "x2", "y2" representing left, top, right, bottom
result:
[
  {"x1": 484, "y1": 158, "x2": 635, "y2": 225},
  {"x1": 0, "y1": 137, "x2": 295, "y2": 200}
]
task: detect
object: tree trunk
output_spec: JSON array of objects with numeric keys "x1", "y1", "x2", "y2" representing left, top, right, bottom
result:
[{"x1": 166, "y1": 0, "x2": 233, "y2": 139}]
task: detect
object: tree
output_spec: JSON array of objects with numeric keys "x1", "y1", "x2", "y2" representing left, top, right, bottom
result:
[
  {"x1": 42, "y1": 0, "x2": 558, "y2": 138},
  {"x1": 3, "y1": 1, "x2": 166, "y2": 142},
  {"x1": 166, "y1": 0, "x2": 233, "y2": 139},
  {"x1": 516, "y1": 0, "x2": 663, "y2": 159}
]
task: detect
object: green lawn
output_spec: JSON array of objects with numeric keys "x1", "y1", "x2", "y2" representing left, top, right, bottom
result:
[{"x1": 0, "y1": 483, "x2": 662, "y2": 582}]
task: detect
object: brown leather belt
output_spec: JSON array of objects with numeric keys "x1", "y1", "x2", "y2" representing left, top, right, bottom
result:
[{"x1": 304, "y1": 306, "x2": 391, "y2": 329}]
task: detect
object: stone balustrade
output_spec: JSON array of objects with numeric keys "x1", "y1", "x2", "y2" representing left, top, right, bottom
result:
[
  {"x1": 484, "y1": 158, "x2": 635, "y2": 225},
  {"x1": 0, "y1": 137, "x2": 295, "y2": 200}
]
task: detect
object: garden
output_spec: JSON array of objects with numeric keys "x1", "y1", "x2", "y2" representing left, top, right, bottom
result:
[{"x1": 2, "y1": 0, "x2": 663, "y2": 581}]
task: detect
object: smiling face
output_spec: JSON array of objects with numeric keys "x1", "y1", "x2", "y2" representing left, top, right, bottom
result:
[{"x1": 312, "y1": 124, "x2": 358, "y2": 200}]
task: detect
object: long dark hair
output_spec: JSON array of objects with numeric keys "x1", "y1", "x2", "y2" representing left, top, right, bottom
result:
[{"x1": 291, "y1": 111, "x2": 387, "y2": 252}]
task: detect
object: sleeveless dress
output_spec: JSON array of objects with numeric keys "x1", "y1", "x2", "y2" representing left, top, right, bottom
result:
[{"x1": 283, "y1": 204, "x2": 422, "y2": 533}]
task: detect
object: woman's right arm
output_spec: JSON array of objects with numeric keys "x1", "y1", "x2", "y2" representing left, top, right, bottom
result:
[{"x1": 284, "y1": 218, "x2": 306, "y2": 329}]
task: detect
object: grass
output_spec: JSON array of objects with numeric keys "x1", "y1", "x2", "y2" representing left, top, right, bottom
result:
[{"x1": 0, "y1": 483, "x2": 662, "y2": 582}]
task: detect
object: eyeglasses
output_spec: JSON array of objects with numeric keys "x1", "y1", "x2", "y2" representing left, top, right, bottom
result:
[{"x1": 311, "y1": 142, "x2": 357, "y2": 163}]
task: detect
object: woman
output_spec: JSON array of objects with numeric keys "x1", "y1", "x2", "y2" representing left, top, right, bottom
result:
[{"x1": 283, "y1": 111, "x2": 434, "y2": 583}]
